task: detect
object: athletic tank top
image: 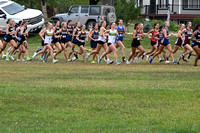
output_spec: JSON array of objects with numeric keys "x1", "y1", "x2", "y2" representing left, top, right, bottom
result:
[
  {"x1": 44, "y1": 29, "x2": 53, "y2": 44},
  {"x1": 97, "y1": 27, "x2": 106, "y2": 42},
  {"x1": 108, "y1": 29, "x2": 117, "y2": 44},
  {"x1": 134, "y1": 30, "x2": 141, "y2": 41},
  {"x1": 8, "y1": 25, "x2": 13, "y2": 36},
  {"x1": 79, "y1": 31, "x2": 86, "y2": 43},
  {"x1": 17, "y1": 27, "x2": 21, "y2": 37},
  {"x1": 54, "y1": 26, "x2": 60, "y2": 38},
  {"x1": 151, "y1": 29, "x2": 159, "y2": 42},
  {"x1": 195, "y1": 30, "x2": 200, "y2": 43},
  {"x1": 117, "y1": 25, "x2": 124, "y2": 37},
  {"x1": 67, "y1": 26, "x2": 73, "y2": 36},
  {"x1": 74, "y1": 27, "x2": 81, "y2": 36},
  {"x1": 61, "y1": 28, "x2": 68, "y2": 38},
  {"x1": 185, "y1": 28, "x2": 192, "y2": 40},
  {"x1": 162, "y1": 28, "x2": 169, "y2": 40},
  {"x1": 92, "y1": 30, "x2": 99, "y2": 40}
]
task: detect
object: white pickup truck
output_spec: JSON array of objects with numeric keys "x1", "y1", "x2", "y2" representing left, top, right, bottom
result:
[{"x1": 0, "y1": 0, "x2": 44, "y2": 33}]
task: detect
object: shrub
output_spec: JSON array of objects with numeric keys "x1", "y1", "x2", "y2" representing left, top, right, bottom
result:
[
  {"x1": 193, "y1": 17, "x2": 200, "y2": 28},
  {"x1": 150, "y1": 20, "x2": 164, "y2": 27},
  {"x1": 143, "y1": 21, "x2": 153, "y2": 33},
  {"x1": 172, "y1": 25, "x2": 179, "y2": 32}
]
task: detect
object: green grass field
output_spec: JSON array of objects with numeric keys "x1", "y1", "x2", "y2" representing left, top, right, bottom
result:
[{"x1": 0, "y1": 34, "x2": 200, "y2": 133}]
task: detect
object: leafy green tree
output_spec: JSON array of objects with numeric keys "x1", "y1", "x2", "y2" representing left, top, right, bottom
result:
[{"x1": 115, "y1": 0, "x2": 141, "y2": 30}]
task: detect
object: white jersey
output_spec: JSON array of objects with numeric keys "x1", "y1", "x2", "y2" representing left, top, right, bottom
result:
[
  {"x1": 44, "y1": 29, "x2": 53, "y2": 44},
  {"x1": 97, "y1": 28, "x2": 106, "y2": 42},
  {"x1": 108, "y1": 29, "x2": 117, "y2": 44}
]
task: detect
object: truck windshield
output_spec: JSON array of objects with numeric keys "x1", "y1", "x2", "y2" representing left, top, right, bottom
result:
[{"x1": 2, "y1": 2, "x2": 25, "y2": 15}]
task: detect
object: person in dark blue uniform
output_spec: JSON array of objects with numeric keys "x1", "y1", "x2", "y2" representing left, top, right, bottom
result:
[
  {"x1": 191, "y1": 24, "x2": 200, "y2": 66},
  {"x1": 88, "y1": 23, "x2": 99, "y2": 63}
]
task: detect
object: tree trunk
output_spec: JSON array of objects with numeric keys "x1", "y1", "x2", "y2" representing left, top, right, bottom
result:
[
  {"x1": 41, "y1": 0, "x2": 47, "y2": 18},
  {"x1": 89, "y1": 0, "x2": 100, "y2": 5}
]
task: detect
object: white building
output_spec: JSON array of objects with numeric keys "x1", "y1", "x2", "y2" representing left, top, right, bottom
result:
[{"x1": 140, "y1": 0, "x2": 200, "y2": 24}]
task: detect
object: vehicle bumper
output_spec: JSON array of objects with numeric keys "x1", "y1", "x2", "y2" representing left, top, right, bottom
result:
[{"x1": 27, "y1": 18, "x2": 44, "y2": 33}]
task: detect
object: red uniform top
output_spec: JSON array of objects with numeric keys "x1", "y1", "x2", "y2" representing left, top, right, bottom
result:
[
  {"x1": 184, "y1": 28, "x2": 192, "y2": 44},
  {"x1": 151, "y1": 29, "x2": 159, "y2": 42}
]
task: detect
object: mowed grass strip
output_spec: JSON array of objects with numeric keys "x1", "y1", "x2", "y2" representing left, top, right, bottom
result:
[{"x1": 0, "y1": 35, "x2": 200, "y2": 132}]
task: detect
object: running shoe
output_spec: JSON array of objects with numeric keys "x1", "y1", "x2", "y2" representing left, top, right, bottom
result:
[
  {"x1": 126, "y1": 61, "x2": 131, "y2": 64},
  {"x1": 122, "y1": 58, "x2": 127, "y2": 62},
  {"x1": 142, "y1": 53, "x2": 145, "y2": 60},
  {"x1": 194, "y1": 64, "x2": 197, "y2": 66},
  {"x1": 36, "y1": 47, "x2": 41, "y2": 53},
  {"x1": 98, "y1": 56, "x2": 102, "y2": 64},
  {"x1": 6, "y1": 53, "x2": 9, "y2": 59},
  {"x1": 166, "y1": 57, "x2": 169, "y2": 61},
  {"x1": 32, "y1": 52, "x2": 37, "y2": 59},
  {"x1": 26, "y1": 57, "x2": 32, "y2": 61},
  {"x1": 183, "y1": 59, "x2": 188, "y2": 63},
  {"x1": 66, "y1": 59, "x2": 72, "y2": 62},
  {"x1": 2, "y1": 54, "x2": 6, "y2": 59},
  {"x1": 40, "y1": 57, "x2": 43, "y2": 60},
  {"x1": 146, "y1": 55, "x2": 149, "y2": 61},
  {"x1": 159, "y1": 59, "x2": 164, "y2": 63},
  {"x1": 9, "y1": 55, "x2": 14, "y2": 60},
  {"x1": 86, "y1": 53, "x2": 90, "y2": 61},
  {"x1": 149, "y1": 56, "x2": 153, "y2": 63},
  {"x1": 53, "y1": 59, "x2": 58, "y2": 64},
  {"x1": 21, "y1": 59, "x2": 25, "y2": 62},
  {"x1": 72, "y1": 56, "x2": 77, "y2": 61},
  {"x1": 173, "y1": 61, "x2": 178, "y2": 65},
  {"x1": 165, "y1": 61, "x2": 170, "y2": 64},
  {"x1": 116, "y1": 61, "x2": 120, "y2": 65},
  {"x1": 107, "y1": 60, "x2": 114, "y2": 65},
  {"x1": 16, "y1": 59, "x2": 21, "y2": 62},
  {"x1": 91, "y1": 60, "x2": 96, "y2": 64},
  {"x1": 134, "y1": 57, "x2": 139, "y2": 63},
  {"x1": 43, "y1": 60, "x2": 47, "y2": 63}
]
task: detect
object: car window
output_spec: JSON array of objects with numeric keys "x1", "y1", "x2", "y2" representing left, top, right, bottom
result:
[
  {"x1": 0, "y1": 10, "x2": 4, "y2": 15},
  {"x1": 90, "y1": 6, "x2": 100, "y2": 15},
  {"x1": 81, "y1": 6, "x2": 89, "y2": 13},
  {"x1": 69, "y1": 6, "x2": 79, "y2": 13},
  {"x1": 2, "y1": 2, "x2": 25, "y2": 15}
]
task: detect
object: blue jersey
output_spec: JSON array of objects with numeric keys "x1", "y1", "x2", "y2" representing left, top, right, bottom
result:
[
  {"x1": 90, "y1": 30, "x2": 99, "y2": 48},
  {"x1": 161, "y1": 28, "x2": 170, "y2": 45},
  {"x1": 116, "y1": 25, "x2": 125, "y2": 41},
  {"x1": 192, "y1": 30, "x2": 200, "y2": 47}
]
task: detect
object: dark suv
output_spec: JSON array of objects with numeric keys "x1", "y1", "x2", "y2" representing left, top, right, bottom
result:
[{"x1": 51, "y1": 5, "x2": 116, "y2": 30}]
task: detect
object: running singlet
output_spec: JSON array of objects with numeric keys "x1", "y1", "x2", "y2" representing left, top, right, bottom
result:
[
  {"x1": 175, "y1": 31, "x2": 184, "y2": 46},
  {"x1": 117, "y1": 25, "x2": 124, "y2": 41},
  {"x1": 161, "y1": 28, "x2": 170, "y2": 45},
  {"x1": 61, "y1": 29, "x2": 68, "y2": 39},
  {"x1": 97, "y1": 28, "x2": 106, "y2": 42},
  {"x1": 73, "y1": 27, "x2": 81, "y2": 43},
  {"x1": 44, "y1": 29, "x2": 53, "y2": 44},
  {"x1": 67, "y1": 26, "x2": 73, "y2": 41},
  {"x1": 184, "y1": 28, "x2": 192, "y2": 44},
  {"x1": 108, "y1": 29, "x2": 117, "y2": 44},
  {"x1": 79, "y1": 32, "x2": 87, "y2": 43},
  {"x1": 195, "y1": 30, "x2": 200, "y2": 43},
  {"x1": 92, "y1": 30, "x2": 99, "y2": 40},
  {"x1": 151, "y1": 29, "x2": 159, "y2": 42},
  {"x1": 54, "y1": 27, "x2": 60, "y2": 38}
]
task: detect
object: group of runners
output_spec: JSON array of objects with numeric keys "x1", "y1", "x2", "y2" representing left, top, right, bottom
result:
[{"x1": 1, "y1": 18, "x2": 200, "y2": 66}]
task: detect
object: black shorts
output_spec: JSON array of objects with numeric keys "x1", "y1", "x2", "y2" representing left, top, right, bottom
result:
[
  {"x1": 131, "y1": 39, "x2": 140, "y2": 47},
  {"x1": 78, "y1": 42, "x2": 85, "y2": 47},
  {"x1": 151, "y1": 41, "x2": 157, "y2": 46},
  {"x1": 97, "y1": 40, "x2": 105, "y2": 45},
  {"x1": 4, "y1": 35, "x2": 13, "y2": 42},
  {"x1": 161, "y1": 43, "x2": 169, "y2": 46},
  {"x1": 60, "y1": 38, "x2": 69, "y2": 44},
  {"x1": 107, "y1": 43, "x2": 113, "y2": 46},
  {"x1": 52, "y1": 38, "x2": 60, "y2": 43}
]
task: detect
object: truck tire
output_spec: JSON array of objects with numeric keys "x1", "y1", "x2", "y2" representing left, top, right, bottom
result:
[
  {"x1": 87, "y1": 21, "x2": 96, "y2": 31},
  {"x1": 107, "y1": 13, "x2": 116, "y2": 24}
]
